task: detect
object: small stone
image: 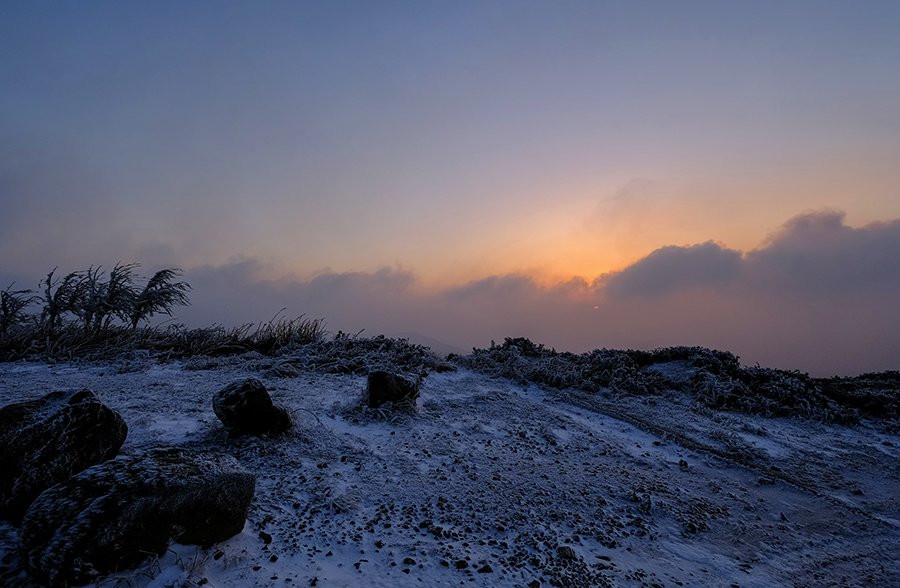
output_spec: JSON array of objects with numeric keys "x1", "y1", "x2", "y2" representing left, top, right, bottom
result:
[
  {"x1": 366, "y1": 371, "x2": 421, "y2": 409},
  {"x1": 455, "y1": 559, "x2": 468, "y2": 569},
  {"x1": 477, "y1": 564, "x2": 493, "y2": 573},
  {"x1": 557, "y1": 545, "x2": 577, "y2": 560}
]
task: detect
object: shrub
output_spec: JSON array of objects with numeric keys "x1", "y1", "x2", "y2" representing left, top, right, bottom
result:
[{"x1": 456, "y1": 337, "x2": 897, "y2": 424}]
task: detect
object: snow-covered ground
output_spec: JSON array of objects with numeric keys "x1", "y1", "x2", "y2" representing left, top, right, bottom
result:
[{"x1": 1, "y1": 355, "x2": 897, "y2": 587}]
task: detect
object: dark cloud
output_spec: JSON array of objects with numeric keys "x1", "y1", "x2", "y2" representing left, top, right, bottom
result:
[
  {"x1": 746, "y1": 210, "x2": 900, "y2": 293},
  {"x1": 444, "y1": 274, "x2": 540, "y2": 302},
  {"x1": 183, "y1": 261, "x2": 427, "y2": 339},
  {"x1": 603, "y1": 241, "x2": 742, "y2": 297}
]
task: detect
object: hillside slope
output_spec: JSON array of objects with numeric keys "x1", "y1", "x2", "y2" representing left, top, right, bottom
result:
[{"x1": 0, "y1": 352, "x2": 897, "y2": 587}]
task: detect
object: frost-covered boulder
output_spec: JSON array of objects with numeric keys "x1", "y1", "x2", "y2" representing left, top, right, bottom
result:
[
  {"x1": 366, "y1": 371, "x2": 421, "y2": 409},
  {"x1": 213, "y1": 378, "x2": 292, "y2": 436},
  {"x1": 0, "y1": 389, "x2": 127, "y2": 522},
  {"x1": 20, "y1": 448, "x2": 255, "y2": 587}
]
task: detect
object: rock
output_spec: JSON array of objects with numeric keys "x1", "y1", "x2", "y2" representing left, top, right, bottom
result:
[
  {"x1": 0, "y1": 389, "x2": 127, "y2": 522},
  {"x1": 366, "y1": 371, "x2": 421, "y2": 409},
  {"x1": 20, "y1": 448, "x2": 255, "y2": 587},
  {"x1": 557, "y1": 545, "x2": 577, "y2": 560},
  {"x1": 212, "y1": 378, "x2": 292, "y2": 436}
]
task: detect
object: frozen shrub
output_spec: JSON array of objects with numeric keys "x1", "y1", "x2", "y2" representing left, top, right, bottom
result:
[
  {"x1": 456, "y1": 337, "x2": 895, "y2": 424},
  {"x1": 818, "y1": 371, "x2": 899, "y2": 421},
  {"x1": 267, "y1": 333, "x2": 441, "y2": 377}
]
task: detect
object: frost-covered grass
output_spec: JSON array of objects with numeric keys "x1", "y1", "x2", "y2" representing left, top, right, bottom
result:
[
  {"x1": 455, "y1": 337, "x2": 899, "y2": 425},
  {"x1": 0, "y1": 316, "x2": 327, "y2": 362},
  {"x1": 262, "y1": 333, "x2": 445, "y2": 377}
]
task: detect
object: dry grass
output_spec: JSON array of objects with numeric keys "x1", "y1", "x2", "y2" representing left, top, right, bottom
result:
[{"x1": 0, "y1": 316, "x2": 326, "y2": 361}]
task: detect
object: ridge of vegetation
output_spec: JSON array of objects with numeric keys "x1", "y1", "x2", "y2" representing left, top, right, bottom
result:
[
  {"x1": 3, "y1": 266, "x2": 896, "y2": 425},
  {"x1": 455, "y1": 337, "x2": 899, "y2": 424}
]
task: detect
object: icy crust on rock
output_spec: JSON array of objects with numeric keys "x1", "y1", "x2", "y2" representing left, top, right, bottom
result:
[
  {"x1": 19, "y1": 448, "x2": 255, "y2": 587},
  {"x1": 0, "y1": 389, "x2": 127, "y2": 522}
]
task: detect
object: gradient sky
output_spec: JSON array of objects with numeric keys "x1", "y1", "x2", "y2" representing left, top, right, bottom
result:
[{"x1": 2, "y1": 2, "x2": 899, "y2": 374}]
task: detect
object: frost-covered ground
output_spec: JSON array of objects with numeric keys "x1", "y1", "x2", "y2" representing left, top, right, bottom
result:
[{"x1": 1, "y1": 353, "x2": 897, "y2": 587}]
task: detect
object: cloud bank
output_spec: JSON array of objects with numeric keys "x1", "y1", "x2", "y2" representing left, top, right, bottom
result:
[{"x1": 168, "y1": 211, "x2": 900, "y2": 376}]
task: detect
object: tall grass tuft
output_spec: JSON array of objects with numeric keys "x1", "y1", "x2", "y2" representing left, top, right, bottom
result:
[
  {"x1": 129, "y1": 268, "x2": 191, "y2": 329},
  {"x1": 1, "y1": 284, "x2": 38, "y2": 336}
]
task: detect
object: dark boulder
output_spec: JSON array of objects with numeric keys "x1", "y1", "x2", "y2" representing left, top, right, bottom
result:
[
  {"x1": 0, "y1": 389, "x2": 127, "y2": 523},
  {"x1": 20, "y1": 448, "x2": 255, "y2": 587},
  {"x1": 366, "y1": 371, "x2": 421, "y2": 409},
  {"x1": 212, "y1": 378, "x2": 292, "y2": 436}
]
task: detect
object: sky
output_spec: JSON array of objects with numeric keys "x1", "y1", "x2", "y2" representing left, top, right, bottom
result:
[{"x1": 2, "y1": 1, "x2": 899, "y2": 375}]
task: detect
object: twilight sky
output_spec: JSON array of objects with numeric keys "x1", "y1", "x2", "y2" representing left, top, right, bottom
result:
[{"x1": 2, "y1": 2, "x2": 899, "y2": 375}]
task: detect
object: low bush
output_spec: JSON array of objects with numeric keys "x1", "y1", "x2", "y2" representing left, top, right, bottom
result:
[{"x1": 456, "y1": 337, "x2": 898, "y2": 424}]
